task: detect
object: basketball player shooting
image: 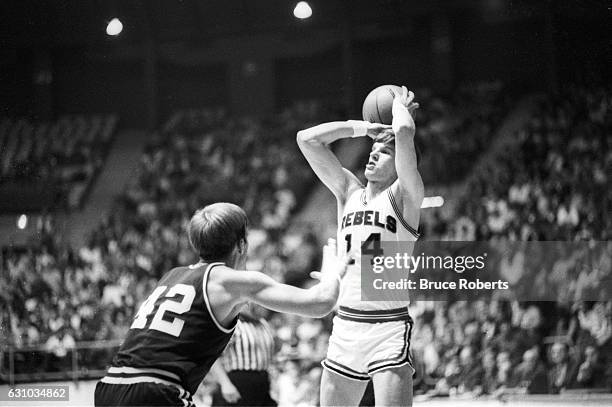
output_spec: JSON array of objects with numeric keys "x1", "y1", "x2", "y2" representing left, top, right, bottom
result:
[
  {"x1": 94, "y1": 202, "x2": 349, "y2": 407},
  {"x1": 297, "y1": 86, "x2": 422, "y2": 406}
]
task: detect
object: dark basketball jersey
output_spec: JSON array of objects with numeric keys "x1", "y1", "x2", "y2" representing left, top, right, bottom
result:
[{"x1": 110, "y1": 262, "x2": 236, "y2": 395}]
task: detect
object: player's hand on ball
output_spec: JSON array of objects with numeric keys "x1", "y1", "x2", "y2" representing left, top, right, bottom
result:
[
  {"x1": 391, "y1": 86, "x2": 419, "y2": 115},
  {"x1": 391, "y1": 86, "x2": 418, "y2": 134},
  {"x1": 310, "y1": 238, "x2": 352, "y2": 282},
  {"x1": 365, "y1": 122, "x2": 392, "y2": 139}
]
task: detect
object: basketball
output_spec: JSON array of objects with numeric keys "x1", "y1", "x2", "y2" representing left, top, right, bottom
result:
[{"x1": 362, "y1": 84, "x2": 402, "y2": 124}]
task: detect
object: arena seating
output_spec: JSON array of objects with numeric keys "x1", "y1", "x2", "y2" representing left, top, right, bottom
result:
[{"x1": 0, "y1": 115, "x2": 117, "y2": 212}]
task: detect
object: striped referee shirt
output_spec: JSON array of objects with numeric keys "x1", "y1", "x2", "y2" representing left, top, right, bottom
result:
[{"x1": 222, "y1": 318, "x2": 275, "y2": 372}]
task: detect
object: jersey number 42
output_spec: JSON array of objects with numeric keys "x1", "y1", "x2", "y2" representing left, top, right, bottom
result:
[{"x1": 130, "y1": 284, "x2": 195, "y2": 337}]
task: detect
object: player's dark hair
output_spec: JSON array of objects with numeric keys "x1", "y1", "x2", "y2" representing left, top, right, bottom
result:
[
  {"x1": 374, "y1": 130, "x2": 421, "y2": 166},
  {"x1": 188, "y1": 203, "x2": 248, "y2": 262}
]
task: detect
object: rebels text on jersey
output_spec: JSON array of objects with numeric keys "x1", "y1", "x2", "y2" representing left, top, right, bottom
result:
[{"x1": 341, "y1": 210, "x2": 397, "y2": 233}]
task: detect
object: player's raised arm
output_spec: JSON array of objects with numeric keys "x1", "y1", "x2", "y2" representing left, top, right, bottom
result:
[
  {"x1": 390, "y1": 86, "x2": 424, "y2": 216},
  {"x1": 226, "y1": 240, "x2": 350, "y2": 318},
  {"x1": 297, "y1": 121, "x2": 389, "y2": 200}
]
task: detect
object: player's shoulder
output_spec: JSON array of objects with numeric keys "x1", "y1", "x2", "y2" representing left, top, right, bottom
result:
[
  {"x1": 158, "y1": 264, "x2": 193, "y2": 284},
  {"x1": 159, "y1": 262, "x2": 224, "y2": 287},
  {"x1": 203, "y1": 265, "x2": 241, "y2": 301},
  {"x1": 206, "y1": 264, "x2": 237, "y2": 283}
]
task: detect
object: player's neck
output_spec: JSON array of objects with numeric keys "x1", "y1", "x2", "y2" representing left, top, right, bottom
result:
[
  {"x1": 197, "y1": 254, "x2": 234, "y2": 268},
  {"x1": 365, "y1": 180, "x2": 391, "y2": 201}
]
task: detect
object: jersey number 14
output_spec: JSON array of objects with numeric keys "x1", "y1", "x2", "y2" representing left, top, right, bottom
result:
[
  {"x1": 130, "y1": 284, "x2": 195, "y2": 337},
  {"x1": 345, "y1": 232, "x2": 384, "y2": 257}
]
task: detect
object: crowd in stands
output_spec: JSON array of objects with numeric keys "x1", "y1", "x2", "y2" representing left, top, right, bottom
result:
[
  {"x1": 408, "y1": 299, "x2": 612, "y2": 399},
  {"x1": 415, "y1": 80, "x2": 509, "y2": 184},
  {"x1": 418, "y1": 84, "x2": 612, "y2": 398},
  {"x1": 1, "y1": 83, "x2": 611, "y2": 402},
  {"x1": 0, "y1": 115, "x2": 117, "y2": 211},
  {"x1": 431, "y1": 84, "x2": 610, "y2": 242}
]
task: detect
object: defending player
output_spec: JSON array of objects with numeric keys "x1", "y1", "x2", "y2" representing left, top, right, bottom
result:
[
  {"x1": 94, "y1": 202, "x2": 348, "y2": 407},
  {"x1": 297, "y1": 86, "x2": 422, "y2": 406}
]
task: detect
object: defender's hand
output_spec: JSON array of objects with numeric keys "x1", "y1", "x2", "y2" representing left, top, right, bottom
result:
[
  {"x1": 220, "y1": 381, "x2": 241, "y2": 403},
  {"x1": 310, "y1": 238, "x2": 352, "y2": 282}
]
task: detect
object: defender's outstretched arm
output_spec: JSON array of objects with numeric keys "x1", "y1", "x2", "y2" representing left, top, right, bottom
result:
[{"x1": 225, "y1": 240, "x2": 350, "y2": 318}]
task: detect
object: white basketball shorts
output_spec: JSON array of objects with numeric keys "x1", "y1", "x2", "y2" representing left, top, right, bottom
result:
[{"x1": 322, "y1": 306, "x2": 415, "y2": 381}]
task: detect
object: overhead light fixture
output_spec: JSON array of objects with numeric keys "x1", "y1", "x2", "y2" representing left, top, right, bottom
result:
[
  {"x1": 17, "y1": 214, "x2": 28, "y2": 230},
  {"x1": 293, "y1": 2, "x2": 312, "y2": 20},
  {"x1": 106, "y1": 18, "x2": 123, "y2": 36}
]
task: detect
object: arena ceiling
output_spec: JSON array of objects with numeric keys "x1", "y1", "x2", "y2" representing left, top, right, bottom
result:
[{"x1": 2, "y1": 0, "x2": 608, "y2": 48}]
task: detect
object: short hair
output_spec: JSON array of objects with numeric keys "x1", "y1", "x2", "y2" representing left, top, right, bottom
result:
[
  {"x1": 374, "y1": 129, "x2": 395, "y2": 146},
  {"x1": 188, "y1": 203, "x2": 248, "y2": 261},
  {"x1": 373, "y1": 130, "x2": 421, "y2": 166}
]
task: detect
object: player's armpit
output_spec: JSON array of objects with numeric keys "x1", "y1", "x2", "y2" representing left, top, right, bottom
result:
[
  {"x1": 390, "y1": 180, "x2": 422, "y2": 234},
  {"x1": 393, "y1": 169, "x2": 424, "y2": 206},
  {"x1": 343, "y1": 168, "x2": 365, "y2": 197}
]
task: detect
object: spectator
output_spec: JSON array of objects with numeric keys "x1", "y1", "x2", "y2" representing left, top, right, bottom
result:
[
  {"x1": 512, "y1": 348, "x2": 548, "y2": 394},
  {"x1": 456, "y1": 346, "x2": 484, "y2": 394},
  {"x1": 276, "y1": 359, "x2": 309, "y2": 407},
  {"x1": 575, "y1": 346, "x2": 606, "y2": 388},
  {"x1": 548, "y1": 342, "x2": 576, "y2": 393},
  {"x1": 478, "y1": 348, "x2": 499, "y2": 395},
  {"x1": 495, "y1": 351, "x2": 514, "y2": 390}
]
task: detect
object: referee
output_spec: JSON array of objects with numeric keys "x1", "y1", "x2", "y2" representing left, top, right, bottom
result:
[{"x1": 210, "y1": 306, "x2": 276, "y2": 406}]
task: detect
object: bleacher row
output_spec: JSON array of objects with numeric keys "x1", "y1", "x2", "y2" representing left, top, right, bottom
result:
[{"x1": 0, "y1": 115, "x2": 117, "y2": 211}]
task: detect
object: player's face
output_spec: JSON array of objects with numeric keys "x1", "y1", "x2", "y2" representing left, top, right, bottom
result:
[{"x1": 364, "y1": 142, "x2": 397, "y2": 182}]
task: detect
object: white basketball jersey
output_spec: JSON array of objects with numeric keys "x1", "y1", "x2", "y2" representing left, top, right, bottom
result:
[{"x1": 337, "y1": 187, "x2": 419, "y2": 310}]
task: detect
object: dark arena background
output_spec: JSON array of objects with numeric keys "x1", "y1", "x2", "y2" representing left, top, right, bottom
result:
[{"x1": 1, "y1": 1, "x2": 611, "y2": 406}]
